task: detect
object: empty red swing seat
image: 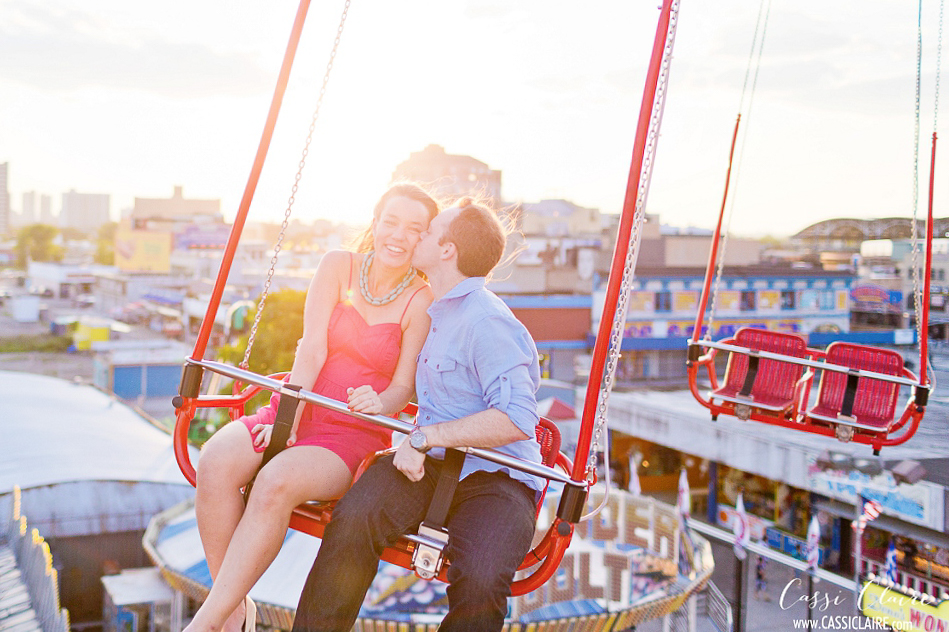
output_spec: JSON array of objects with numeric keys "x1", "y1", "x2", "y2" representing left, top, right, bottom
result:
[
  {"x1": 711, "y1": 327, "x2": 810, "y2": 416},
  {"x1": 806, "y1": 342, "x2": 904, "y2": 433}
]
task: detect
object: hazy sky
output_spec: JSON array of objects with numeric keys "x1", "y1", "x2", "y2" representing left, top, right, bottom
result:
[{"x1": 1, "y1": 0, "x2": 946, "y2": 237}]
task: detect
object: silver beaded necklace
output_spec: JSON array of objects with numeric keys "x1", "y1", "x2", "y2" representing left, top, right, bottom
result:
[{"x1": 359, "y1": 251, "x2": 417, "y2": 306}]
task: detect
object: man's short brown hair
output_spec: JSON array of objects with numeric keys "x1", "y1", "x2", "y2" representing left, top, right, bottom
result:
[{"x1": 441, "y1": 198, "x2": 506, "y2": 278}]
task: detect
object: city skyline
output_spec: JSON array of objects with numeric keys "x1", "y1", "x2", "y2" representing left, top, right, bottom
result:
[{"x1": 2, "y1": 1, "x2": 948, "y2": 238}]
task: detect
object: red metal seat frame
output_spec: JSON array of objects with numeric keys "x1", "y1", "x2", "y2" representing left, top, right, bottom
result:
[
  {"x1": 173, "y1": 374, "x2": 575, "y2": 596},
  {"x1": 709, "y1": 327, "x2": 812, "y2": 417},
  {"x1": 805, "y1": 342, "x2": 911, "y2": 436}
]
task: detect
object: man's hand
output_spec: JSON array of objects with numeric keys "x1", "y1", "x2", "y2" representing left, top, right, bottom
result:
[{"x1": 393, "y1": 439, "x2": 426, "y2": 482}]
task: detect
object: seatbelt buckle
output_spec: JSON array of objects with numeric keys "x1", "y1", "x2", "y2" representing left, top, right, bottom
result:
[{"x1": 410, "y1": 523, "x2": 449, "y2": 580}]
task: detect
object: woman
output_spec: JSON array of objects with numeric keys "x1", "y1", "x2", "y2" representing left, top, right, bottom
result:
[{"x1": 184, "y1": 183, "x2": 439, "y2": 632}]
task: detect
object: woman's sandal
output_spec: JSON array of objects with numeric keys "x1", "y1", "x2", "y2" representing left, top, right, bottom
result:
[{"x1": 242, "y1": 596, "x2": 257, "y2": 632}]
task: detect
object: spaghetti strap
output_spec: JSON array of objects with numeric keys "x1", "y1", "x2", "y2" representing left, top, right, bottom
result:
[
  {"x1": 348, "y1": 252, "x2": 355, "y2": 292},
  {"x1": 400, "y1": 286, "x2": 426, "y2": 325}
]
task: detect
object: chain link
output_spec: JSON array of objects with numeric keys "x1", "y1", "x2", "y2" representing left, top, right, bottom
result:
[
  {"x1": 911, "y1": 0, "x2": 924, "y2": 356},
  {"x1": 585, "y1": 0, "x2": 681, "y2": 486},
  {"x1": 707, "y1": 0, "x2": 771, "y2": 337},
  {"x1": 242, "y1": 1, "x2": 351, "y2": 369}
]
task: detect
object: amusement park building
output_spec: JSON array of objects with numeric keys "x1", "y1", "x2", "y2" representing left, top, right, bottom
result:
[{"x1": 390, "y1": 144, "x2": 502, "y2": 207}]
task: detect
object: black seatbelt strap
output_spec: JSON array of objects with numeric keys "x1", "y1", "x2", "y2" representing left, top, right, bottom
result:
[
  {"x1": 839, "y1": 372, "x2": 860, "y2": 420},
  {"x1": 424, "y1": 448, "x2": 466, "y2": 528},
  {"x1": 244, "y1": 384, "x2": 302, "y2": 503},
  {"x1": 739, "y1": 353, "x2": 760, "y2": 397},
  {"x1": 411, "y1": 447, "x2": 465, "y2": 579}
]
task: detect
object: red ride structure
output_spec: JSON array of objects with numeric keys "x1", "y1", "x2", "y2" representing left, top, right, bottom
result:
[
  {"x1": 172, "y1": 0, "x2": 683, "y2": 594},
  {"x1": 685, "y1": 14, "x2": 935, "y2": 454}
]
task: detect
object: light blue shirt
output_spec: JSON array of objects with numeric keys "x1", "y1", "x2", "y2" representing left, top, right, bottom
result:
[{"x1": 415, "y1": 276, "x2": 544, "y2": 492}]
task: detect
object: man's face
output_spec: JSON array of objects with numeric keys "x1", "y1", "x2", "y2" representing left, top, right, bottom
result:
[{"x1": 413, "y1": 206, "x2": 460, "y2": 273}]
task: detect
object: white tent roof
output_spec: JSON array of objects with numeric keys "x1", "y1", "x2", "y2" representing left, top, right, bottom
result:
[{"x1": 0, "y1": 370, "x2": 196, "y2": 536}]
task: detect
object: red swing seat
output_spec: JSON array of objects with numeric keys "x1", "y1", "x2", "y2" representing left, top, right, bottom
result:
[
  {"x1": 174, "y1": 372, "x2": 575, "y2": 596},
  {"x1": 805, "y1": 342, "x2": 905, "y2": 433},
  {"x1": 288, "y1": 415, "x2": 569, "y2": 592},
  {"x1": 709, "y1": 327, "x2": 812, "y2": 418}
]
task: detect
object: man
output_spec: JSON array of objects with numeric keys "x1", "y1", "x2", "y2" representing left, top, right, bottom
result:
[{"x1": 292, "y1": 199, "x2": 543, "y2": 632}]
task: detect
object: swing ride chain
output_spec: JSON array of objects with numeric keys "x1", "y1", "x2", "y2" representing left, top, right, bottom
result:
[
  {"x1": 707, "y1": 0, "x2": 771, "y2": 339},
  {"x1": 909, "y1": 0, "x2": 924, "y2": 361},
  {"x1": 910, "y1": 0, "x2": 944, "y2": 379},
  {"x1": 242, "y1": 0, "x2": 352, "y2": 370},
  {"x1": 585, "y1": 0, "x2": 681, "y2": 484}
]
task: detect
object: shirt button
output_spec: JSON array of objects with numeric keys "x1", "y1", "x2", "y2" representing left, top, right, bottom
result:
[
  {"x1": 425, "y1": 415, "x2": 431, "y2": 420},
  {"x1": 423, "y1": 391, "x2": 428, "y2": 396},
  {"x1": 433, "y1": 327, "x2": 437, "y2": 332},
  {"x1": 424, "y1": 359, "x2": 428, "y2": 363},
  {"x1": 502, "y1": 376, "x2": 508, "y2": 381}
]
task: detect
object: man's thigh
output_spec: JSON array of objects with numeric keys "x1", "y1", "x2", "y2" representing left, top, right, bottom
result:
[
  {"x1": 332, "y1": 454, "x2": 436, "y2": 542},
  {"x1": 444, "y1": 472, "x2": 537, "y2": 577}
]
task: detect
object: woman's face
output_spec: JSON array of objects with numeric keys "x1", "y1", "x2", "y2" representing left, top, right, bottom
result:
[{"x1": 372, "y1": 195, "x2": 432, "y2": 268}]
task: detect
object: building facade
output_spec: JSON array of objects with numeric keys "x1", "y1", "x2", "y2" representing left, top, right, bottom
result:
[
  {"x1": 391, "y1": 144, "x2": 502, "y2": 206},
  {"x1": 61, "y1": 189, "x2": 111, "y2": 234}
]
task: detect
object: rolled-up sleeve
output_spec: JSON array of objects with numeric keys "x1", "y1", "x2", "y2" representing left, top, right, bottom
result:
[{"x1": 470, "y1": 316, "x2": 539, "y2": 437}]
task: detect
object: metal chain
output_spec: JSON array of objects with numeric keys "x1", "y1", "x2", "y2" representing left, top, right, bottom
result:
[
  {"x1": 910, "y1": 0, "x2": 923, "y2": 356},
  {"x1": 707, "y1": 0, "x2": 771, "y2": 338},
  {"x1": 242, "y1": 0, "x2": 352, "y2": 369},
  {"x1": 936, "y1": 0, "x2": 944, "y2": 132},
  {"x1": 583, "y1": 0, "x2": 681, "y2": 492}
]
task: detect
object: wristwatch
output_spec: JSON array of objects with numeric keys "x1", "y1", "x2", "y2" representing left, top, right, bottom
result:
[{"x1": 408, "y1": 427, "x2": 431, "y2": 453}]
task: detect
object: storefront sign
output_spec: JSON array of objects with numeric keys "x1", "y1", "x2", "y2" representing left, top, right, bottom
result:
[
  {"x1": 806, "y1": 465, "x2": 944, "y2": 531},
  {"x1": 717, "y1": 504, "x2": 773, "y2": 542},
  {"x1": 513, "y1": 491, "x2": 685, "y2": 616},
  {"x1": 765, "y1": 527, "x2": 827, "y2": 566},
  {"x1": 861, "y1": 581, "x2": 949, "y2": 631}
]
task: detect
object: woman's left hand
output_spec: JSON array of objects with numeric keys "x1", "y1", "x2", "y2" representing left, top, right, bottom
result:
[{"x1": 347, "y1": 385, "x2": 383, "y2": 414}]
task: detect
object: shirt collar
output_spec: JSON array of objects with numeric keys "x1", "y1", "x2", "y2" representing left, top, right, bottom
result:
[{"x1": 438, "y1": 276, "x2": 486, "y2": 302}]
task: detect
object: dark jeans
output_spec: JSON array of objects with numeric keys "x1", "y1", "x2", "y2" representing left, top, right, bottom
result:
[{"x1": 292, "y1": 454, "x2": 537, "y2": 632}]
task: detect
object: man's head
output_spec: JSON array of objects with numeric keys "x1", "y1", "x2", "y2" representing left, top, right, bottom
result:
[{"x1": 412, "y1": 198, "x2": 507, "y2": 279}]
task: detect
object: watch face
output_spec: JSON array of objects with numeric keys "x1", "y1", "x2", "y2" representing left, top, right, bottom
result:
[{"x1": 410, "y1": 429, "x2": 427, "y2": 451}]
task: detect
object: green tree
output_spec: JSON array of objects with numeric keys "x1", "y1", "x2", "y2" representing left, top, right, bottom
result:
[
  {"x1": 15, "y1": 224, "x2": 63, "y2": 268},
  {"x1": 95, "y1": 222, "x2": 118, "y2": 265},
  {"x1": 220, "y1": 288, "x2": 307, "y2": 376},
  {"x1": 201, "y1": 288, "x2": 306, "y2": 440}
]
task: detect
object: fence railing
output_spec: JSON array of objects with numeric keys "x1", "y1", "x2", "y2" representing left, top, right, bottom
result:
[
  {"x1": 2, "y1": 486, "x2": 70, "y2": 632},
  {"x1": 702, "y1": 580, "x2": 734, "y2": 632}
]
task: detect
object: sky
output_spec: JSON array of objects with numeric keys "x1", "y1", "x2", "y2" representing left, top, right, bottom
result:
[{"x1": 1, "y1": 0, "x2": 948, "y2": 237}]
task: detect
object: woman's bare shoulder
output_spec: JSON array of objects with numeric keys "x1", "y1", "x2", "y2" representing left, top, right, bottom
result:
[
  {"x1": 404, "y1": 281, "x2": 434, "y2": 319},
  {"x1": 316, "y1": 249, "x2": 358, "y2": 278}
]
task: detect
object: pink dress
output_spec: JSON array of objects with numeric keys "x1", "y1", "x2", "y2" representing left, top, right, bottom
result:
[{"x1": 242, "y1": 256, "x2": 421, "y2": 474}]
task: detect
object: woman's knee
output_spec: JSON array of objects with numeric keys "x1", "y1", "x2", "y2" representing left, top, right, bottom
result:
[{"x1": 197, "y1": 424, "x2": 255, "y2": 487}]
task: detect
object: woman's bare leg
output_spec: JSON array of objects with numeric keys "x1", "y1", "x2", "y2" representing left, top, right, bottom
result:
[
  {"x1": 195, "y1": 422, "x2": 263, "y2": 578},
  {"x1": 186, "y1": 445, "x2": 353, "y2": 632},
  {"x1": 193, "y1": 422, "x2": 263, "y2": 632}
]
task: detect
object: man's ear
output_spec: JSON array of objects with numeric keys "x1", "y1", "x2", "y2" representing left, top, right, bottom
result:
[{"x1": 440, "y1": 240, "x2": 457, "y2": 261}]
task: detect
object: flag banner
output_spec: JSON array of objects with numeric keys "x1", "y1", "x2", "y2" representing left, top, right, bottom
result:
[
  {"x1": 733, "y1": 492, "x2": 750, "y2": 560},
  {"x1": 851, "y1": 499, "x2": 882, "y2": 532},
  {"x1": 805, "y1": 515, "x2": 820, "y2": 572},
  {"x1": 883, "y1": 539, "x2": 898, "y2": 583}
]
